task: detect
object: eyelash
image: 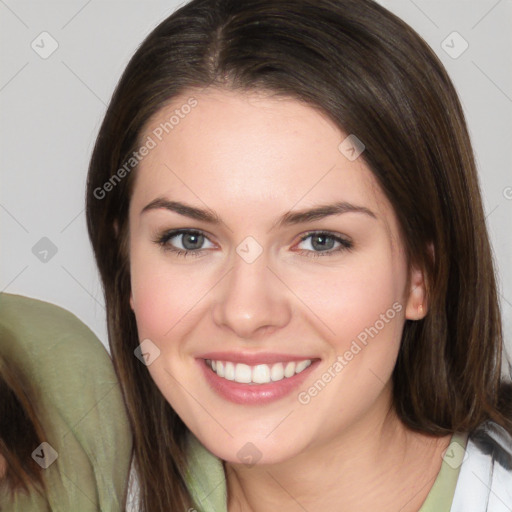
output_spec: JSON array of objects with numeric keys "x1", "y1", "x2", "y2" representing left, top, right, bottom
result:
[{"x1": 153, "y1": 229, "x2": 353, "y2": 259}]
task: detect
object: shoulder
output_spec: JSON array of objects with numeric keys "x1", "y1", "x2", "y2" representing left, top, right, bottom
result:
[
  {"x1": 0, "y1": 293, "x2": 133, "y2": 511},
  {"x1": 450, "y1": 419, "x2": 512, "y2": 512},
  {"x1": 0, "y1": 292, "x2": 109, "y2": 365},
  {"x1": 0, "y1": 290, "x2": 127, "y2": 432},
  {"x1": 0, "y1": 292, "x2": 118, "y2": 399}
]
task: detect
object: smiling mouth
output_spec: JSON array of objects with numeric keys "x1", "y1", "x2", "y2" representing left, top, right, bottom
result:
[{"x1": 205, "y1": 358, "x2": 313, "y2": 385}]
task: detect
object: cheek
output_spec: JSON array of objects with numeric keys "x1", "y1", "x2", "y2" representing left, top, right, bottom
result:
[
  {"x1": 129, "y1": 242, "x2": 215, "y2": 341},
  {"x1": 291, "y1": 254, "x2": 406, "y2": 432},
  {"x1": 129, "y1": 239, "x2": 179, "y2": 339},
  {"x1": 290, "y1": 250, "x2": 406, "y2": 353},
  {"x1": 328, "y1": 252, "x2": 407, "y2": 396},
  {"x1": 130, "y1": 260, "x2": 172, "y2": 339},
  {"x1": 340, "y1": 266, "x2": 403, "y2": 347}
]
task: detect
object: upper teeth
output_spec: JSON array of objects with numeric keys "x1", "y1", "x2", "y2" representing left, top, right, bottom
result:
[{"x1": 206, "y1": 359, "x2": 312, "y2": 384}]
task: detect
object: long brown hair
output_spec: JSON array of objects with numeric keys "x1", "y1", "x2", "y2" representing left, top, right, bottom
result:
[{"x1": 85, "y1": 0, "x2": 512, "y2": 509}]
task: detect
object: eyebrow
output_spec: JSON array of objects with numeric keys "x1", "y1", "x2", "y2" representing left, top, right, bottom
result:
[{"x1": 141, "y1": 198, "x2": 377, "y2": 227}]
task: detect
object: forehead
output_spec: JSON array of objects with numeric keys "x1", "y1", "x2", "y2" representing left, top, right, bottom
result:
[{"x1": 131, "y1": 88, "x2": 395, "y2": 233}]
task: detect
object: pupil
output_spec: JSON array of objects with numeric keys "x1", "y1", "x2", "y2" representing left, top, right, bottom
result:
[
  {"x1": 183, "y1": 233, "x2": 203, "y2": 250},
  {"x1": 312, "y1": 235, "x2": 334, "y2": 251}
]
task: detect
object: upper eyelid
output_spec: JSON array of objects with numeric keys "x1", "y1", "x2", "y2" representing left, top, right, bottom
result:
[
  {"x1": 159, "y1": 228, "x2": 215, "y2": 240},
  {"x1": 298, "y1": 229, "x2": 349, "y2": 239},
  {"x1": 158, "y1": 228, "x2": 216, "y2": 245},
  {"x1": 296, "y1": 231, "x2": 352, "y2": 250}
]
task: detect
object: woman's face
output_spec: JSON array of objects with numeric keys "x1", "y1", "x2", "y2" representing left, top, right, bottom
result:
[{"x1": 128, "y1": 88, "x2": 426, "y2": 465}]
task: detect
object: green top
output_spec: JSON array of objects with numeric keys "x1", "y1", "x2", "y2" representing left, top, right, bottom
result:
[
  {"x1": 0, "y1": 293, "x2": 132, "y2": 511},
  {"x1": 185, "y1": 422, "x2": 468, "y2": 512}
]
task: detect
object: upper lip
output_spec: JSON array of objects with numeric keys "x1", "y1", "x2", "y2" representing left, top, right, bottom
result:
[{"x1": 199, "y1": 351, "x2": 319, "y2": 365}]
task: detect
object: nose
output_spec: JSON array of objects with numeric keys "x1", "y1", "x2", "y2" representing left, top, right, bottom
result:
[{"x1": 212, "y1": 250, "x2": 292, "y2": 340}]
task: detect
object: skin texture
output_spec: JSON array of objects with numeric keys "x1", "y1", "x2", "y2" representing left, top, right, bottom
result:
[{"x1": 128, "y1": 88, "x2": 451, "y2": 512}]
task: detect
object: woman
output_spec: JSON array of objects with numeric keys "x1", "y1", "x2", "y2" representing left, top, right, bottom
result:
[{"x1": 86, "y1": 0, "x2": 512, "y2": 510}]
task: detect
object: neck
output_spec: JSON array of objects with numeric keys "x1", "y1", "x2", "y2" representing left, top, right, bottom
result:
[{"x1": 225, "y1": 394, "x2": 451, "y2": 512}]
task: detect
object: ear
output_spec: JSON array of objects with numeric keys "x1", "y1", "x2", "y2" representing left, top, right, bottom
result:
[{"x1": 404, "y1": 265, "x2": 428, "y2": 321}]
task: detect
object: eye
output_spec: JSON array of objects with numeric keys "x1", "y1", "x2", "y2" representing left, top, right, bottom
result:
[
  {"x1": 153, "y1": 229, "x2": 352, "y2": 259},
  {"x1": 153, "y1": 229, "x2": 215, "y2": 257},
  {"x1": 295, "y1": 231, "x2": 353, "y2": 258}
]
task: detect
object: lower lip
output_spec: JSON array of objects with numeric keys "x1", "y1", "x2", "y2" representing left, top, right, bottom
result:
[{"x1": 198, "y1": 359, "x2": 318, "y2": 405}]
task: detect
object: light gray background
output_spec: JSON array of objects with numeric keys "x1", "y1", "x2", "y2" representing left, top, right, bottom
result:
[{"x1": 1, "y1": 1, "x2": 511, "y2": 365}]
